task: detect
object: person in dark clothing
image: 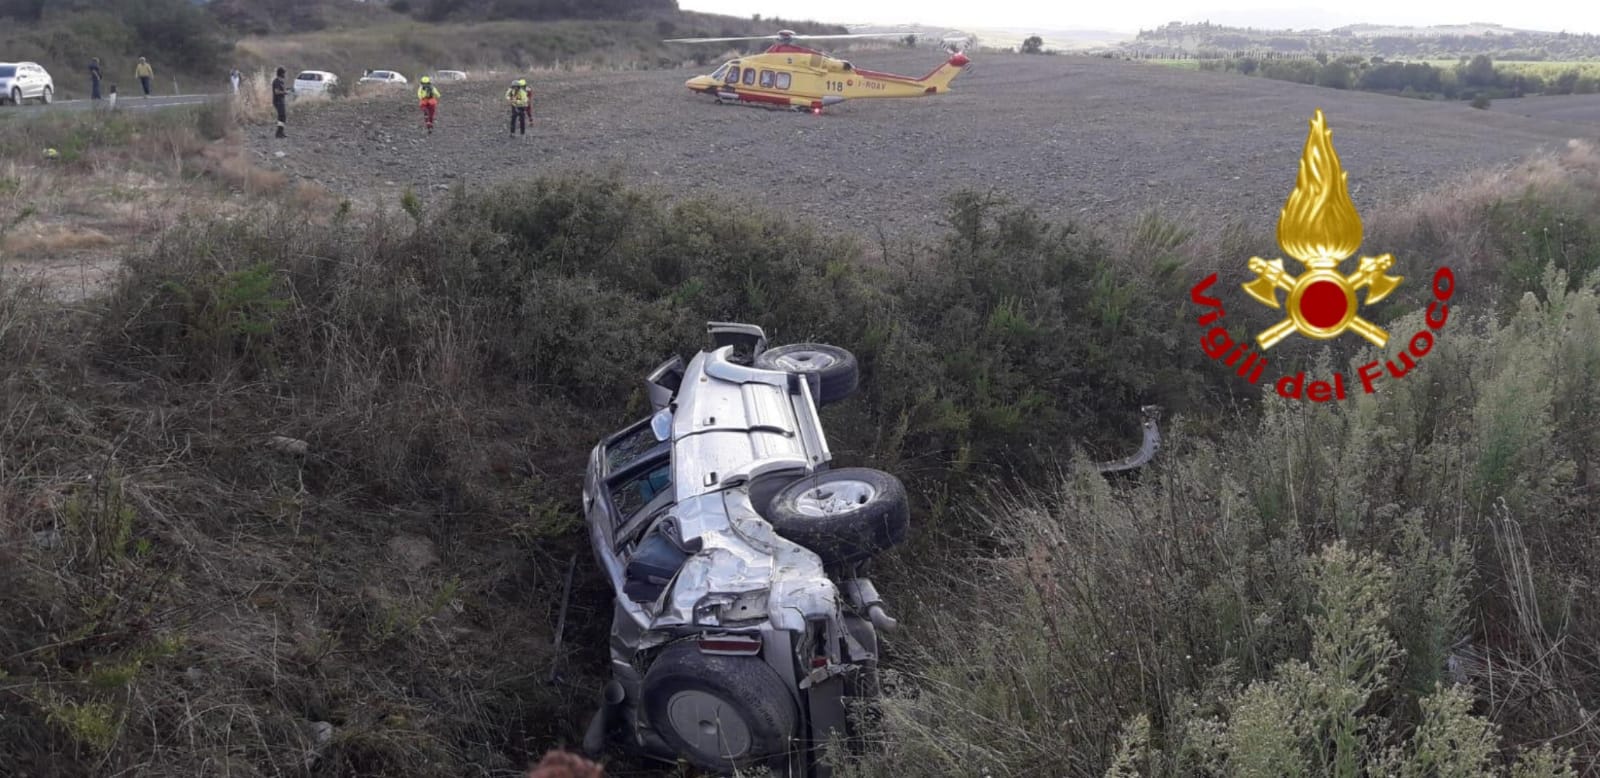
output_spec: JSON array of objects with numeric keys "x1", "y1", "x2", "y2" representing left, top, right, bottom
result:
[
  {"x1": 272, "y1": 67, "x2": 288, "y2": 138},
  {"x1": 90, "y1": 58, "x2": 102, "y2": 100}
]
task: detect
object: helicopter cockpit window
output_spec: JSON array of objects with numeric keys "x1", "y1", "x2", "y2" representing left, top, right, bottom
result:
[
  {"x1": 759, "y1": 70, "x2": 774, "y2": 88},
  {"x1": 710, "y1": 63, "x2": 730, "y2": 81},
  {"x1": 775, "y1": 72, "x2": 792, "y2": 89},
  {"x1": 725, "y1": 66, "x2": 740, "y2": 84},
  {"x1": 742, "y1": 68, "x2": 756, "y2": 86}
]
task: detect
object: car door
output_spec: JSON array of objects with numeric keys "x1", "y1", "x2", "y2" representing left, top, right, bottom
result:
[{"x1": 586, "y1": 417, "x2": 671, "y2": 592}]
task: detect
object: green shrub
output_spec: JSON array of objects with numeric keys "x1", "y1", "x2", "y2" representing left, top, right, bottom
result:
[{"x1": 6, "y1": 159, "x2": 1599, "y2": 775}]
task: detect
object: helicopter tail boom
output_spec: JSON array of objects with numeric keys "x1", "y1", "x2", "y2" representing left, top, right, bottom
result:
[{"x1": 850, "y1": 51, "x2": 970, "y2": 96}]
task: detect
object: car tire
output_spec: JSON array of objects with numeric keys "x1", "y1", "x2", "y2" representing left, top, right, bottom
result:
[
  {"x1": 753, "y1": 342, "x2": 859, "y2": 405},
  {"x1": 41, "y1": 86, "x2": 52, "y2": 105},
  {"x1": 641, "y1": 641, "x2": 798, "y2": 773},
  {"x1": 8, "y1": 88, "x2": 19, "y2": 106},
  {"x1": 764, "y1": 467, "x2": 909, "y2": 566}
]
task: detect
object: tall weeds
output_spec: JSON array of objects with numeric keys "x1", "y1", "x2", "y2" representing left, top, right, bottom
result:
[{"x1": 3, "y1": 137, "x2": 1599, "y2": 775}]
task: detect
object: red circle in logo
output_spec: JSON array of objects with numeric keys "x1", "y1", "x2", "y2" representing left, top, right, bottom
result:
[
  {"x1": 847, "y1": 80, "x2": 853, "y2": 86},
  {"x1": 1300, "y1": 281, "x2": 1348, "y2": 329}
]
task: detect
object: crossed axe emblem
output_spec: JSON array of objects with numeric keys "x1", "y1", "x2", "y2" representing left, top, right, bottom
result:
[
  {"x1": 1243, "y1": 252, "x2": 1403, "y2": 349},
  {"x1": 1243, "y1": 108, "x2": 1406, "y2": 349}
]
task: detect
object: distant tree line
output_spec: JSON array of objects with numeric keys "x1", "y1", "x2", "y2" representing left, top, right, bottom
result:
[
  {"x1": 1197, "y1": 53, "x2": 1600, "y2": 100},
  {"x1": 1131, "y1": 21, "x2": 1600, "y2": 60}
]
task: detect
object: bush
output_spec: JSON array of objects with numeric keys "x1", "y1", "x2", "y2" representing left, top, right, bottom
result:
[
  {"x1": 7, "y1": 142, "x2": 1600, "y2": 775},
  {"x1": 1318, "y1": 61, "x2": 1353, "y2": 89},
  {"x1": 1472, "y1": 93, "x2": 1492, "y2": 109},
  {"x1": 837, "y1": 264, "x2": 1600, "y2": 778}
]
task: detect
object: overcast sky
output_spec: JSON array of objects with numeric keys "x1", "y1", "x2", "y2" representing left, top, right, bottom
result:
[{"x1": 677, "y1": 1, "x2": 1600, "y2": 35}]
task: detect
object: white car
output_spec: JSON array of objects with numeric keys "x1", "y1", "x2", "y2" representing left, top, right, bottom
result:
[
  {"x1": 357, "y1": 70, "x2": 408, "y2": 86},
  {"x1": 292, "y1": 70, "x2": 339, "y2": 96},
  {"x1": 434, "y1": 69, "x2": 468, "y2": 82},
  {"x1": 0, "y1": 62, "x2": 54, "y2": 106}
]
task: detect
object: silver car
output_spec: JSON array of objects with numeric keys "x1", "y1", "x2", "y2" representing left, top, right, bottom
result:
[
  {"x1": 578, "y1": 322, "x2": 1162, "y2": 776},
  {"x1": 0, "y1": 62, "x2": 54, "y2": 106}
]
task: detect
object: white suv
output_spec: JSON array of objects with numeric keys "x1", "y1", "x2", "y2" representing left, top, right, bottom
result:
[
  {"x1": 0, "y1": 62, "x2": 54, "y2": 106},
  {"x1": 292, "y1": 70, "x2": 338, "y2": 96},
  {"x1": 578, "y1": 322, "x2": 1164, "y2": 775}
]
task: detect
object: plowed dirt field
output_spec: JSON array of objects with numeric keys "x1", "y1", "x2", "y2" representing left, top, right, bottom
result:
[{"x1": 250, "y1": 51, "x2": 1599, "y2": 238}]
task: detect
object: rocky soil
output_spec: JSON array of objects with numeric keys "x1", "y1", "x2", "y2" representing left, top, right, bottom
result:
[{"x1": 249, "y1": 51, "x2": 1599, "y2": 241}]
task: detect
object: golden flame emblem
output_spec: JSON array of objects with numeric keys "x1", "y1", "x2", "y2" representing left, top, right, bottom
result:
[{"x1": 1243, "y1": 109, "x2": 1403, "y2": 349}]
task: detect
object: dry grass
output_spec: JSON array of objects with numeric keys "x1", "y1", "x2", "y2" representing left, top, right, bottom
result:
[
  {"x1": 1367, "y1": 139, "x2": 1600, "y2": 263},
  {"x1": 2, "y1": 227, "x2": 115, "y2": 255},
  {"x1": 0, "y1": 106, "x2": 340, "y2": 302},
  {"x1": 3, "y1": 98, "x2": 1599, "y2": 777}
]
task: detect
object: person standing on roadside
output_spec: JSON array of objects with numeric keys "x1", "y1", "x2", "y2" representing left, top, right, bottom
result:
[
  {"x1": 136, "y1": 57, "x2": 154, "y2": 97},
  {"x1": 90, "y1": 58, "x2": 103, "y2": 100},
  {"x1": 230, "y1": 67, "x2": 242, "y2": 94},
  {"x1": 506, "y1": 78, "x2": 531, "y2": 136},
  {"x1": 272, "y1": 67, "x2": 288, "y2": 138}
]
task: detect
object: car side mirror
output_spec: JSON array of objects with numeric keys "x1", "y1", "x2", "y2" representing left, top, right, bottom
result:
[
  {"x1": 646, "y1": 355, "x2": 685, "y2": 411},
  {"x1": 651, "y1": 408, "x2": 673, "y2": 442}
]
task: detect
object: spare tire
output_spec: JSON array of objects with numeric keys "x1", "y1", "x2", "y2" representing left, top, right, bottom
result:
[
  {"x1": 764, "y1": 468, "x2": 909, "y2": 565},
  {"x1": 642, "y1": 641, "x2": 798, "y2": 773},
  {"x1": 754, "y1": 343, "x2": 859, "y2": 405}
]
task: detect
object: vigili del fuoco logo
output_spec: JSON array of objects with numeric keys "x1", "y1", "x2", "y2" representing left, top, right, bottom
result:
[{"x1": 1190, "y1": 109, "x2": 1456, "y2": 402}]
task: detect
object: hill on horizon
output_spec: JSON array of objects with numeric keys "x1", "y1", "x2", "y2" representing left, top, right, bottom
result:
[{"x1": 1118, "y1": 19, "x2": 1600, "y2": 58}]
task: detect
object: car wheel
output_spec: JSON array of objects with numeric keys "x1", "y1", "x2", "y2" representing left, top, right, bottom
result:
[
  {"x1": 641, "y1": 641, "x2": 797, "y2": 773},
  {"x1": 763, "y1": 467, "x2": 910, "y2": 566},
  {"x1": 753, "y1": 342, "x2": 859, "y2": 405},
  {"x1": 9, "y1": 88, "x2": 19, "y2": 106},
  {"x1": 41, "y1": 86, "x2": 52, "y2": 105}
]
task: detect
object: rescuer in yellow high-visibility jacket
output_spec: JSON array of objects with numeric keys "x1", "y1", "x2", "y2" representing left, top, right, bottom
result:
[
  {"x1": 506, "y1": 78, "x2": 531, "y2": 137},
  {"x1": 416, "y1": 76, "x2": 440, "y2": 134}
]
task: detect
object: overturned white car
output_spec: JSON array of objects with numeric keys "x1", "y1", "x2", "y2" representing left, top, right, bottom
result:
[{"x1": 579, "y1": 322, "x2": 1160, "y2": 775}]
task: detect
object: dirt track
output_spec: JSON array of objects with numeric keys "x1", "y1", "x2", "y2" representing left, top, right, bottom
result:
[{"x1": 250, "y1": 51, "x2": 1600, "y2": 239}]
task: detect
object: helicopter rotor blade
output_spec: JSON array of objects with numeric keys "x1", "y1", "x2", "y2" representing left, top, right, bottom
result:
[
  {"x1": 662, "y1": 35, "x2": 781, "y2": 43},
  {"x1": 787, "y1": 32, "x2": 918, "y2": 39},
  {"x1": 663, "y1": 31, "x2": 916, "y2": 43}
]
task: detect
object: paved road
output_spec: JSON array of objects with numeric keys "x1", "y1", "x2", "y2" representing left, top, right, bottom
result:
[{"x1": 6, "y1": 93, "x2": 220, "y2": 115}]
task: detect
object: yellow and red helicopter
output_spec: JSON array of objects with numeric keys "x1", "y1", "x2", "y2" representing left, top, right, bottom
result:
[{"x1": 665, "y1": 29, "x2": 971, "y2": 114}]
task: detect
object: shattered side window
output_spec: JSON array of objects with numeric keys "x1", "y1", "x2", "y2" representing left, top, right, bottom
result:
[
  {"x1": 610, "y1": 462, "x2": 672, "y2": 521},
  {"x1": 605, "y1": 422, "x2": 659, "y2": 473}
]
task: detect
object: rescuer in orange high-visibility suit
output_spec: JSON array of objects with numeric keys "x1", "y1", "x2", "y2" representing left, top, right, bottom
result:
[{"x1": 417, "y1": 76, "x2": 440, "y2": 133}]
